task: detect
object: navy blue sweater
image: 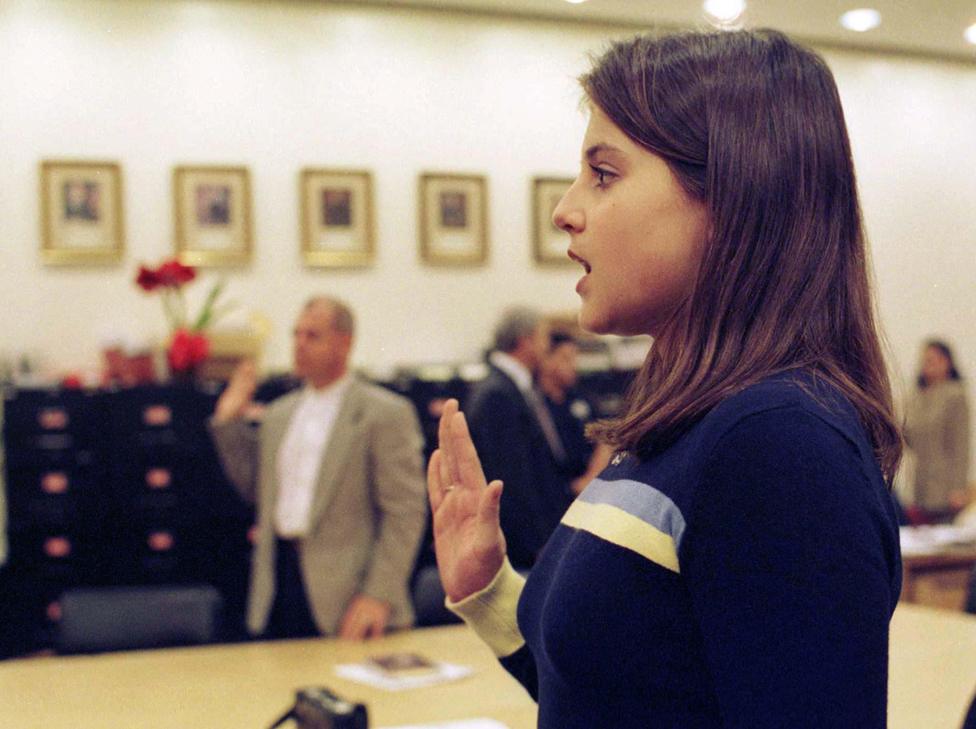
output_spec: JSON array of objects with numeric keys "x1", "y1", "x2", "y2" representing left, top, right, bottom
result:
[{"x1": 453, "y1": 373, "x2": 902, "y2": 728}]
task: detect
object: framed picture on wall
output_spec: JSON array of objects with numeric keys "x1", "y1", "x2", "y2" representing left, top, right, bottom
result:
[
  {"x1": 300, "y1": 168, "x2": 374, "y2": 268},
  {"x1": 40, "y1": 160, "x2": 125, "y2": 265},
  {"x1": 173, "y1": 165, "x2": 252, "y2": 266},
  {"x1": 532, "y1": 177, "x2": 573, "y2": 265},
  {"x1": 419, "y1": 173, "x2": 488, "y2": 265}
]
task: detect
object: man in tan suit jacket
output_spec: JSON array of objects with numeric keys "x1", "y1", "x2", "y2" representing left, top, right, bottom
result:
[{"x1": 209, "y1": 296, "x2": 427, "y2": 640}]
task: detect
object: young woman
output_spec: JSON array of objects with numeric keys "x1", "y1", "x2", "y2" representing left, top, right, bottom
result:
[
  {"x1": 428, "y1": 29, "x2": 902, "y2": 727},
  {"x1": 904, "y1": 339, "x2": 970, "y2": 522}
]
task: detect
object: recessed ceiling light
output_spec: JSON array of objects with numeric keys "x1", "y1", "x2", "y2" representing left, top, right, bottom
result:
[
  {"x1": 563, "y1": 0, "x2": 588, "y2": 4},
  {"x1": 703, "y1": 0, "x2": 746, "y2": 23},
  {"x1": 840, "y1": 8, "x2": 882, "y2": 32},
  {"x1": 965, "y1": 23, "x2": 976, "y2": 45}
]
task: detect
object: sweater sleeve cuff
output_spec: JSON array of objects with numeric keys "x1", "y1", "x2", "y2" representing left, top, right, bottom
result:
[{"x1": 446, "y1": 558, "x2": 526, "y2": 658}]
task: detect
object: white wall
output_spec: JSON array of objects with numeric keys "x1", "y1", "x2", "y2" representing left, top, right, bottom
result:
[
  {"x1": 833, "y1": 52, "x2": 976, "y2": 399},
  {"x1": 0, "y1": 0, "x2": 598, "y2": 379},
  {"x1": 1, "y1": 0, "x2": 974, "y2": 467}
]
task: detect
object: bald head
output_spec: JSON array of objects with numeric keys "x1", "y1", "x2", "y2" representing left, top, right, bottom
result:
[
  {"x1": 294, "y1": 296, "x2": 355, "y2": 388},
  {"x1": 303, "y1": 295, "x2": 355, "y2": 336}
]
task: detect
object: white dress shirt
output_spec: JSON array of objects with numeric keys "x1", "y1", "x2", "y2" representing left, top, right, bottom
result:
[
  {"x1": 275, "y1": 374, "x2": 352, "y2": 538},
  {"x1": 489, "y1": 351, "x2": 534, "y2": 393}
]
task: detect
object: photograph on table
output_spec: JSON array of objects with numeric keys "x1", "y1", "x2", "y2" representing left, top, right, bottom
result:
[
  {"x1": 173, "y1": 165, "x2": 251, "y2": 266},
  {"x1": 300, "y1": 168, "x2": 374, "y2": 268},
  {"x1": 532, "y1": 177, "x2": 574, "y2": 266},
  {"x1": 419, "y1": 173, "x2": 488, "y2": 265},
  {"x1": 40, "y1": 160, "x2": 124, "y2": 265}
]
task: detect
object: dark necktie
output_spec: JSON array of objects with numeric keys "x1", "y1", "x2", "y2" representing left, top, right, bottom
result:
[{"x1": 525, "y1": 386, "x2": 567, "y2": 463}]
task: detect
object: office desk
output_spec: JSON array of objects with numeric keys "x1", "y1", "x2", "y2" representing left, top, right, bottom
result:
[
  {"x1": 899, "y1": 525, "x2": 976, "y2": 611},
  {"x1": 889, "y1": 603, "x2": 976, "y2": 728},
  {"x1": 2, "y1": 604, "x2": 974, "y2": 728},
  {"x1": 0, "y1": 624, "x2": 536, "y2": 728},
  {"x1": 902, "y1": 549, "x2": 976, "y2": 610}
]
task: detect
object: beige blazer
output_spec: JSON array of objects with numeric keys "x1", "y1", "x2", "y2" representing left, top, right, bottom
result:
[
  {"x1": 904, "y1": 380, "x2": 971, "y2": 511},
  {"x1": 210, "y1": 377, "x2": 427, "y2": 636}
]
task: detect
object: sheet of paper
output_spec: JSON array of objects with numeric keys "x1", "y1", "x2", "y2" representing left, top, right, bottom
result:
[
  {"x1": 334, "y1": 660, "x2": 473, "y2": 691},
  {"x1": 378, "y1": 720, "x2": 509, "y2": 729},
  {"x1": 900, "y1": 525, "x2": 976, "y2": 556}
]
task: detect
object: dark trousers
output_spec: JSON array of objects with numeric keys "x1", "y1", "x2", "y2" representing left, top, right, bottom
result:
[{"x1": 264, "y1": 538, "x2": 320, "y2": 640}]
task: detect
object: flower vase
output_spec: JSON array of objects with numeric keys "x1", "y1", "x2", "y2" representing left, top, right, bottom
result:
[
  {"x1": 167, "y1": 361, "x2": 198, "y2": 386},
  {"x1": 166, "y1": 328, "x2": 210, "y2": 385}
]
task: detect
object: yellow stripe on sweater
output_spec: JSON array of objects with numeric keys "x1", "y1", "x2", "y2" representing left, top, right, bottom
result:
[{"x1": 561, "y1": 499, "x2": 681, "y2": 574}]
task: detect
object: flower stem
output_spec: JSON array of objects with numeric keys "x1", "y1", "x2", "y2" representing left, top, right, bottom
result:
[
  {"x1": 177, "y1": 287, "x2": 188, "y2": 328},
  {"x1": 160, "y1": 289, "x2": 187, "y2": 331}
]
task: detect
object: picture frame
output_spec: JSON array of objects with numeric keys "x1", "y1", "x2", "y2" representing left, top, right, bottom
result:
[
  {"x1": 419, "y1": 173, "x2": 488, "y2": 265},
  {"x1": 173, "y1": 165, "x2": 252, "y2": 266},
  {"x1": 40, "y1": 160, "x2": 125, "y2": 265},
  {"x1": 532, "y1": 177, "x2": 574, "y2": 265},
  {"x1": 300, "y1": 168, "x2": 374, "y2": 268}
]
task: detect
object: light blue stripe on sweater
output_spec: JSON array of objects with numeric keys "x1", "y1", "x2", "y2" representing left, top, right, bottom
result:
[{"x1": 577, "y1": 477, "x2": 687, "y2": 549}]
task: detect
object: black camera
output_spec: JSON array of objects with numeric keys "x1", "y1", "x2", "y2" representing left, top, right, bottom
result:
[{"x1": 269, "y1": 687, "x2": 368, "y2": 729}]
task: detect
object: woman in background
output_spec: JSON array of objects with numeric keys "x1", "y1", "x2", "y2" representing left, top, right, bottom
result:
[
  {"x1": 904, "y1": 339, "x2": 971, "y2": 522},
  {"x1": 428, "y1": 29, "x2": 902, "y2": 727}
]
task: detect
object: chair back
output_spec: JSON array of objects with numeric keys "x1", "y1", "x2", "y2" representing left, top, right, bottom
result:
[
  {"x1": 57, "y1": 584, "x2": 223, "y2": 654},
  {"x1": 411, "y1": 566, "x2": 461, "y2": 627},
  {"x1": 965, "y1": 565, "x2": 976, "y2": 615}
]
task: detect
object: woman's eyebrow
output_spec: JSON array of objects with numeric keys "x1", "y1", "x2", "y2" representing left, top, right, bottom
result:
[{"x1": 585, "y1": 143, "x2": 624, "y2": 162}]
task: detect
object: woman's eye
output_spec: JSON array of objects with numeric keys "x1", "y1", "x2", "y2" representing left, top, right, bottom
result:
[{"x1": 590, "y1": 165, "x2": 613, "y2": 188}]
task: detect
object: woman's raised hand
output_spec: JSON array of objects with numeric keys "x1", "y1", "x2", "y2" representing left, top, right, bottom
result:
[{"x1": 427, "y1": 399, "x2": 506, "y2": 602}]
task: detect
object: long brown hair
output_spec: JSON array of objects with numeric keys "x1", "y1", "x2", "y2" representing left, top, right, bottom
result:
[
  {"x1": 917, "y1": 339, "x2": 963, "y2": 388},
  {"x1": 584, "y1": 30, "x2": 902, "y2": 482}
]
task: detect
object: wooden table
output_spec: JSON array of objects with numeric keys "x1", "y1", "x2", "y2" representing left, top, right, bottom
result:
[
  {"x1": 889, "y1": 604, "x2": 976, "y2": 728},
  {"x1": 901, "y1": 549, "x2": 976, "y2": 610},
  {"x1": 2, "y1": 604, "x2": 975, "y2": 728},
  {"x1": 0, "y1": 624, "x2": 538, "y2": 729}
]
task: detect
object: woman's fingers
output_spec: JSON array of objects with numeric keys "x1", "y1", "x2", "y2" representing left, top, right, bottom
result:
[
  {"x1": 478, "y1": 480, "x2": 503, "y2": 529},
  {"x1": 439, "y1": 399, "x2": 460, "y2": 486},
  {"x1": 427, "y1": 449, "x2": 444, "y2": 513},
  {"x1": 437, "y1": 398, "x2": 454, "y2": 450},
  {"x1": 451, "y1": 411, "x2": 487, "y2": 490}
]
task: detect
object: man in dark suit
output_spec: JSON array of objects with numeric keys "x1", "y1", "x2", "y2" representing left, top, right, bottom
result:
[
  {"x1": 465, "y1": 307, "x2": 573, "y2": 569},
  {"x1": 209, "y1": 296, "x2": 427, "y2": 640}
]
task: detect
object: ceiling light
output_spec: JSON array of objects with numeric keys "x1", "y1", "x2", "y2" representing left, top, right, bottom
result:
[
  {"x1": 563, "y1": 0, "x2": 588, "y2": 4},
  {"x1": 703, "y1": 0, "x2": 746, "y2": 23},
  {"x1": 839, "y1": 8, "x2": 882, "y2": 32},
  {"x1": 965, "y1": 23, "x2": 976, "y2": 45}
]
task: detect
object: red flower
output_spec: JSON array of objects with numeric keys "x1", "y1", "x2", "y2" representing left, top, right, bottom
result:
[
  {"x1": 135, "y1": 259, "x2": 195, "y2": 291},
  {"x1": 60, "y1": 373, "x2": 83, "y2": 389},
  {"x1": 156, "y1": 260, "x2": 196, "y2": 287},
  {"x1": 133, "y1": 258, "x2": 232, "y2": 381},
  {"x1": 136, "y1": 265, "x2": 161, "y2": 292},
  {"x1": 167, "y1": 328, "x2": 210, "y2": 372}
]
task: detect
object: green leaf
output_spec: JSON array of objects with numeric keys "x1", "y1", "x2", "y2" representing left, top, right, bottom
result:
[{"x1": 192, "y1": 280, "x2": 226, "y2": 331}]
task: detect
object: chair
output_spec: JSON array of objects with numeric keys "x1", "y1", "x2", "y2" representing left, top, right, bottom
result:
[
  {"x1": 965, "y1": 564, "x2": 976, "y2": 615},
  {"x1": 411, "y1": 566, "x2": 461, "y2": 627},
  {"x1": 56, "y1": 584, "x2": 223, "y2": 654}
]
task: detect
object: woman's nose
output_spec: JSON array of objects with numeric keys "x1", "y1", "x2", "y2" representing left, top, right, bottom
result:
[{"x1": 552, "y1": 187, "x2": 583, "y2": 233}]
